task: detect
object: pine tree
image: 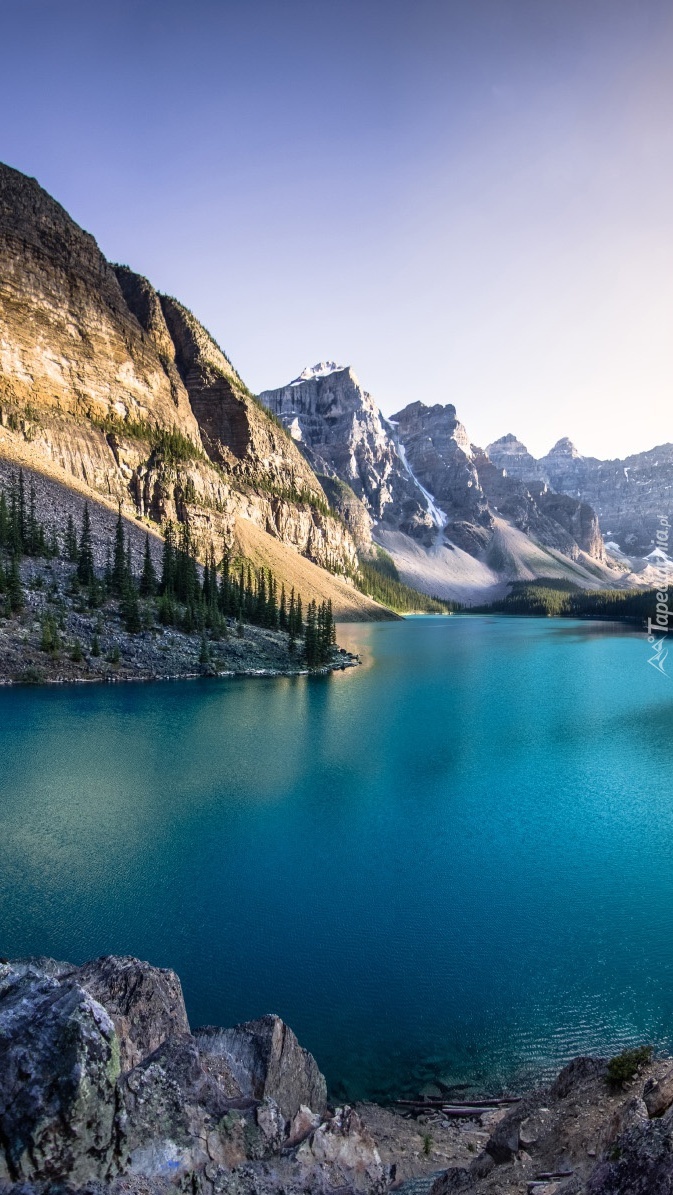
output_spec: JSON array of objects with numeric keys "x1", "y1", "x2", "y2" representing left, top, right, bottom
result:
[
  {"x1": 304, "y1": 600, "x2": 318, "y2": 667},
  {"x1": 121, "y1": 578, "x2": 142, "y2": 633},
  {"x1": 279, "y1": 584, "x2": 287, "y2": 632},
  {"x1": 0, "y1": 492, "x2": 8, "y2": 551},
  {"x1": 28, "y1": 483, "x2": 39, "y2": 556},
  {"x1": 139, "y1": 534, "x2": 158, "y2": 597},
  {"x1": 76, "y1": 503, "x2": 95, "y2": 586},
  {"x1": 7, "y1": 555, "x2": 24, "y2": 612},
  {"x1": 17, "y1": 470, "x2": 27, "y2": 552},
  {"x1": 160, "y1": 523, "x2": 176, "y2": 596},
  {"x1": 64, "y1": 513, "x2": 78, "y2": 563}
]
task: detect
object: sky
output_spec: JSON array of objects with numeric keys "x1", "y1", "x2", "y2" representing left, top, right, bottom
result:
[{"x1": 1, "y1": 0, "x2": 672, "y2": 459}]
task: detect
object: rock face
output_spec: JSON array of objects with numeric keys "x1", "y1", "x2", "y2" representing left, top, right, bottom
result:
[
  {"x1": 0, "y1": 163, "x2": 361, "y2": 590},
  {"x1": 73, "y1": 955, "x2": 190, "y2": 1072},
  {"x1": 194, "y1": 1015, "x2": 327, "y2": 1121},
  {"x1": 0, "y1": 963, "x2": 120, "y2": 1185},
  {"x1": 261, "y1": 368, "x2": 608, "y2": 580},
  {"x1": 394, "y1": 401, "x2": 605, "y2": 562},
  {"x1": 0, "y1": 954, "x2": 385, "y2": 1195},
  {"x1": 8, "y1": 954, "x2": 673, "y2": 1195},
  {"x1": 259, "y1": 365, "x2": 436, "y2": 544},
  {"x1": 488, "y1": 433, "x2": 673, "y2": 556}
]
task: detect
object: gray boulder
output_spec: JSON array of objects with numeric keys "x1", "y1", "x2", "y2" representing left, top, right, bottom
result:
[
  {"x1": 194, "y1": 1014, "x2": 327, "y2": 1121},
  {"x1": 75, "y1": 955, "x2": 190, "y2": 1071},
  {"x1": 588, "y1": 1108, "x2": 673, "y2": 1193},
  {"x1": 0, "y1": 963, "x2": 120, "y2": 1185},
  {"x1": 643, "y1": 1067, "x2": 673, "y2": 1118}
]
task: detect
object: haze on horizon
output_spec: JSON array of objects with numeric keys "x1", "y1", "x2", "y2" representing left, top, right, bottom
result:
[{"x1": 1, "y1": 0, "x2": 672, "y2": 461}]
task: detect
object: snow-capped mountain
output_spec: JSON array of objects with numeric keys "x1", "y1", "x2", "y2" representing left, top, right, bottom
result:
[{"x1": 259, "y1": 366, "x2": 613, "y2": 601}]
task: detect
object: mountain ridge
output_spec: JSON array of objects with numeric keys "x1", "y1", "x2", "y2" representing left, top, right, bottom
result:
[
  {"x1": 260, "y1": 368, "x2": 625, "y2": 602},
  {"x1": 0, "y1": 162, "x2": 388, "y2": 621}
]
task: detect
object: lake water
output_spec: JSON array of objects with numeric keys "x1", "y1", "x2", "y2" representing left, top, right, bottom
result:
[{"x1": 1, "y1": 615, "x2": 672, "y2": 1100}]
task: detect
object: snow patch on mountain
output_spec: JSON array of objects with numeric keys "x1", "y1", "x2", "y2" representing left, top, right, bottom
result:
[
  {"x1": 290, "y1": 362, "x2": 345, "y2": 385},
  {"x1": 396, "y1": 439, "x2": 447, "y2": 530}
]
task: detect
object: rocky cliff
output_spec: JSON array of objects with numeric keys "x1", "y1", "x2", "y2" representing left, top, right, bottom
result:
[
  {"x1": 259, "y1": 365, "x2": 436, "y2": 544},
  {"x1": 0, "y1": 163, "x2": 381, "y2": 617},
  {"x1": 1, "y1": 954, "x2": 671, "y2": 1195},
  {"x1": 393, "y1": 403, "x2": 605, "y2": 563},
  {"x1": 260, "y1": 368, "x2": 614, "y2": 603},
  {"x1": 487, "y1": 434, "x2": 673, "y2": 557}
]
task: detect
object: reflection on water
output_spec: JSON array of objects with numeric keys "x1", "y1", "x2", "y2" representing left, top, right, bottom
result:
[{"x1": 0, "y1": 616, "x2": 671, "y2": 1100}]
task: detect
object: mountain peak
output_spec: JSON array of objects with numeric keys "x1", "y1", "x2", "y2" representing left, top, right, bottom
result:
[
  {"x1": 290, "y1": 362, "x2": 346, "y2": 385},
  {"x1": 547, "y1": 437, "x2": 581, "y2": 459},
  {"x1": 487, "y1": 433, "x2": 530, "y2": 455}
]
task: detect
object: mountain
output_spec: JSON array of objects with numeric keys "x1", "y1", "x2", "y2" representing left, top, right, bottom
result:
[
  {"x1": 261, "y1": 367, "x2": 618, "y2": 603},
  {"x1": 0, "y1": 163, "x2": 386, "y2": 620},
  {"x1": 258, "y1": 364, "x2": 436, "y2": 546},
  {"x1": 487, "y1": 434, "x2": 673, "y2": 556}
]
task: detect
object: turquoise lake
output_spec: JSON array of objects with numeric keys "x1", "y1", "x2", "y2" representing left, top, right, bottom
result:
[{"x1": 1, "y1": 615, "x2": 673, "y2": 1099}]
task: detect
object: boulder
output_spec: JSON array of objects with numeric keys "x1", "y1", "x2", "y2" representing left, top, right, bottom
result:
[
  {"x1": 0, "y1": 963, "x2": 119, "y2": 1185},
  {"x1": 75, "y1": 955, "x2": 190, "y2": 1071},
  {"x1": 644, "y1": 1067, "x2": 673, "y2": 1118},
  {"x1": 587, "y1": 1111, "x2": 673, "y2": 1193},
  {"x1": 485, "y1": 1097, "x2": 539, "y2": 1164},
  {"x1": 294, "y1": 1106, "x2": 388, "y2": 1194},
  {"x1": 118, "y1": 1034, "x2": 210, "y2": 1179},
  {"x1": 193, "y1": 1014, "x2": 327, "y2": 1121},
  {"x1": 287, "y1": 1104, "x2": 321, "y2": 1146},
  {"x1": 550, "y1": 1056, "x2": 607, "y2": 1101}
]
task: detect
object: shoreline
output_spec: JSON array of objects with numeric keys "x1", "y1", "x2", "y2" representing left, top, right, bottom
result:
[
  {"x1": 0, "y1": 953, "x2": 665, "y2": 1195},
  {"x1": 0, "y1": 650, "x2": 360, "y2": 688}
]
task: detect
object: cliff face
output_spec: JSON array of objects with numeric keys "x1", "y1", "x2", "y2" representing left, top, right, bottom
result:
[
  {"x1": 2, "y1": 954, "x2": 672, "y2": 1195},
  {"x1": 261, "y1": 366, "x2": 611, "y2": 598},
  {"x1": 394, "y1": 401, "x2": 605, "y2": 562},
  {"x1": 259, "y1": 365, "x2": 436, "y2": 544},
  {"x1": 0, "y1": 165, "x2": 200, "y2": 437},
  {"x1": 391, "y1": 401, "x2": 492, "y2": 553},
  {"x1": 0, "y1": 163, "x2": 363, "y2": 591},
  {"x1": 488, "y1": 433, "x2": 673, "y2": 556}
]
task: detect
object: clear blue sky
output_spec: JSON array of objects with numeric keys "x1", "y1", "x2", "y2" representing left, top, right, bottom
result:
[{"x1": 2, "y1": 0, "x2": 672, "y2": 458}]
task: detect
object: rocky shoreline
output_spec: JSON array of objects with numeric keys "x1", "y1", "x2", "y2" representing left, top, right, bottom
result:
[
  {"x1": 1, "y1": 955, "x2": 671, "y2": 1195},
  {"x1": 0, "y1": 556, "x2": 358, "y2": 687}
]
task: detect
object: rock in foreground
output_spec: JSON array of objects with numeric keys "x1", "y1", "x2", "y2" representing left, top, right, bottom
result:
[
  {"x1": 0, "y1": 955, "x2": 385, "y2": 1194},
  {"x1": 2, "y1": 955, "x2": 673, "y2": 1194}
]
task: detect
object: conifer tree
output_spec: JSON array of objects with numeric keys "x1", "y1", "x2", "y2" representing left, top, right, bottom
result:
[
  {"x1": 139, "y1": 534, "x2": 158, "y2": 597},
  {"x1": 76, "y1": 503, "x2": 95, "y2": 586},
  {"x1": 64, "y1": 513, "x2": 78, "y2": 563},
  {"x1": 304, "y1": 600, "x2": 318, "y2": 667},
  {"x1": 7, "y1": 554, "x2": 23, "y2": 612},
  {"x1": 17, "y1": 470, "x2": 27, "y2": 551},
  {"x1": 121, "y1": 577, "x2": 142, "y2": 633},
  {"x1": 28, "y1": 483, "x2": 39, "y2": 556}
]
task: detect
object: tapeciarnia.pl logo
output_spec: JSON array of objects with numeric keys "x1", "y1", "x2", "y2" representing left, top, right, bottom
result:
[{"x1": 646, "y1": 515, "x2": 672, "y2": 676}]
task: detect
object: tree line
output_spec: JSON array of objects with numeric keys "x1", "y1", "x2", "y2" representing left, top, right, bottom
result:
[{"x1": 0, "y1": 471, "x2": 338, "y2": 667}]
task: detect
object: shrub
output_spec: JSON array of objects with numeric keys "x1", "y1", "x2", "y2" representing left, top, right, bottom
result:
[{"x1": 607, "y1": 1046, "x2": 653, "y2": 1088}]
